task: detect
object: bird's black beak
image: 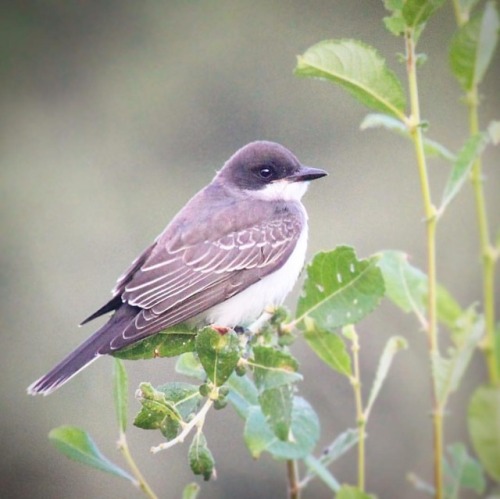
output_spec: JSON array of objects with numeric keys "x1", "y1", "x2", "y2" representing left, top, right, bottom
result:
[{"x1": 290, "y1": 165, "x2": 328, "y2": 182}]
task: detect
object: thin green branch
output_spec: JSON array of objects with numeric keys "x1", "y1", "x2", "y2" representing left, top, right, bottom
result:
[
  {"x1": 405, "y1": 27, "x2": 443, "y2": 499},
  {"x1": 467, "y1": 86, "x2": 500, "y2": 386},
  {"x1": 117, "y1": 432, "x2": 158, "y2": 499},
  {"x1": 348, "y1": 326, "x2": 366, "y2": 492}
]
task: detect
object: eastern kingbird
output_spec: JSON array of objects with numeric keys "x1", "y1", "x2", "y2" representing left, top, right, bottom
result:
[{"x1": 28, "y1": 141, "x2": 326, "y2": 395}]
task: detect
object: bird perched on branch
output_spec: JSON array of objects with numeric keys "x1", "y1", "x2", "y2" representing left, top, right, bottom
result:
[{"x1": 28, "y1": 141, "x2": 327, "y2": 395}]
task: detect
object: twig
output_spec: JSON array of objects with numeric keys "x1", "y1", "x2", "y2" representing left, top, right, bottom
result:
[
  {"x1": 118, "y1": 431, "x2": 158, "y2": 499},
  {"x1": 151, "y1": 398, "x2": 213, "y2": 453}
]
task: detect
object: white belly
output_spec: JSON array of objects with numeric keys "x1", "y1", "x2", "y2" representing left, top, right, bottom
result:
[{"x1": 202, "y1": 222, "x2": 308, "y2": 327}]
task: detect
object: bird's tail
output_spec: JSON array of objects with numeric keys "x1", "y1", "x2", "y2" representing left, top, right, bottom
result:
[{"x1": 27, "y1": 305, "x2": 136, "y2": 396}]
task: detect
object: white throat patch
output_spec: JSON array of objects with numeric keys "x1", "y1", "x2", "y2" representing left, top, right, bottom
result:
[{"x1": 250, "y1": 180, "x2": 309, "y2": 202}]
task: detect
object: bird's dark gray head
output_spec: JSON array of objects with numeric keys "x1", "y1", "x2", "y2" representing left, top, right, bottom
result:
[{"x1": 215, "y1": 141, "x2": 327, "y2": 201}]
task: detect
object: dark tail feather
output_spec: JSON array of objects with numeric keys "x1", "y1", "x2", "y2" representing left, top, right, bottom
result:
[{"x1": 27, "y1": 305, "x2": 137, "y2": 396}]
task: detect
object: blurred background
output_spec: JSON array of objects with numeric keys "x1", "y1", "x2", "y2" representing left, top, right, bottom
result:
[{"x1": 2, "y1": 1, "x2": 499, "y2": 498}]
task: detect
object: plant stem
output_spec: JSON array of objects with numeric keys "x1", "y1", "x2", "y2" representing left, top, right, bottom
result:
[
  {"x1": 286, "y1": 459, "x2": 301, "y2": 499},
  {"x1": 466, "y1": 86, "x2": 500, "y2": 386},
  {"x1": 151, "y1": 398, "x2": 213, "y2": 453},
  {"x1": 452, "y1": 0, "x2": 499, "y2": 388},
  {"x1": 452, "y1": 0, "x2": 499, "y2": 385},
  {"x1": 405, "y1": 28, "x2": 443, "y2": 499},
  {"x1": 118, "y1": 432, "x2": 158, "y2": 499},
  {"x1": 349, "y1": 328, "x2": 366, "y2": 492}
]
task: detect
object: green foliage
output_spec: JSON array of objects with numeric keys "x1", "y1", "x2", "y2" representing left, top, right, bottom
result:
[
  {"x1": 48, "y1": 426, "x2": 134, "y2": 482},
  {"x1": 302, "y1": 428, "x2": 360, "y2": 491},
  {"x1": 365, "y1": 336, "x2": 407, "y2": 418},
  {"x1": 188, "y1": 432, "x2": 215, "y2": 481},
  {"x1": 439, "y1": 132, "x2": 490, "y2": 215},
  {"x1": 432, "y1": 310, "x2": 484, "y2": 407},
  {"x1": 336, "y1": 485, "x2": 376, "y2": 499},
  {"x1": 112, "y1": 327, "x2": 196, "y2": 360},
  {"x1": 182, "y1": 483, "x2": 200, "y2": 499},
  {"x1": 303, "y1": 320, "x2": 352, "y2": 377},
  {"x1": 383, "y1": 0, "x2": 446, "y2": 39},
  {"x1": 377, "y1": 250, "x2": 463, "y2": 328},
  {"x1": 449, "y1": 1, "x2": 499, "y2": 91},
  {"x1": 113, "y1": 359, "x2": 128, "y2": 433},
  {"x1": 243, "y1": 396, "x2": 319, "y2": 460},
  {"x1": 175, "y1": 352, "x2": 206, "y2": 380},
  {"x1": 252, "y1": 346, "x2": 300, "y2": 440},
  {"x1": 296, "y1": 246, "x2": 385, "y2": 331},
  {"x1": 402, "y1": 0, "x2": 446, "y2": 28},
  {"x1": 45, "y1": 2, "x2": 499, "y2": 498},
  {"x1": 468, "y1": 385, "x2": 500, "y2": 481},
  {"x1": 360, "y1": 113, "x2": 455, "y2": 161},
  {"x1": 134, "y1": 382, "x2": 202, "y2": 440},
  {"x1": 444, "y1": 443, "x2": 486, "y2": 496},
  {"x1": 195, "y1": 327, "x2": 240, "y2": 386},
  {"x1": 295, "y1": 40, "x2": 406, "y2": 119}
]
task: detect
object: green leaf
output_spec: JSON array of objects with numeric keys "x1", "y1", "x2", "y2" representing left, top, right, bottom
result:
[
  {"x1": 296, "y1": 246, "x2": 385, "y2": 331},
  {"x1": 182, "y1": 482, "x2": 200, "y2": 499},
  {"x1": 244, "y1": 396, "x2": 319, "y2": 460},
  {"x1": 443, "y1": 442, "x2": 486, "y2": 496},
  {"x1": 157, "y1": 382, "x2": 203, "y2": 421},
  {"x1": 134, "y1": 383, "x2": 183, "y2": 439},
  {"x1": 450, "y1": 1, "x2": 499, "y2": 91},
  {"x1": 403, "y1": 0, "x2": 446, "y2": 28},
  {"x1": 295, "y1": 39, "x2": 406, "y2": 119},
  {"x1": 226, "y1": 372, "x2": 259, "y2": 418},
  {"x1": 251, "y1": 346, "x2": 299, "y2": 440},
  {"x1": 195, "y1": 328, "x2": 240, "y2": 386},
  {"x1": 365, "y1": 336, "x2": 408, "y2": 419},
  {"x1": 468, "y1": 385, "x2": 500, "y2": 481},
  {"x1": 188, "y1": 432, "x2": 215, "y2": 481},
  {"x1": 252, "y1": 346, "x2": 301, "y2": 390},
  {"x1": 302, "y1": 428, "x2": 360, "y2": 491},
  {"x1": 303, "y1": 320, "x2": 352, "y2": 377},
  {"x1": 432, "y1": 311, "x2": 484, "y2": 406},
  {"x1": 48, "y1": 426, "x2": 134, "y2": 482},
  {"x1": 360, "y1": 113, "x2": 455, "y2": 161},
  {"x1": 336, "y1": 485, "x2": 376, "y2": 499},
  {"x1": 323, "y1": 428, "x2": 360, "y2": 463},
  {"x1": 377, "y1": 250, "x2": 463, "y2": 328},
  {"x1": 377, "y1": 250, "x2": 426, "y2": 317},
  {"x1": 439, "y1": 132, "x2": 490, "y2": 215},
  {"x1": 258, "y1": 385, "x2": 293, "y2": 441},
  {"x1": 113, "y1": 359, "x2": 128, "y2": 433},
  {"x1": 303, "y1": 455, "x2": 341, "y2": 492},
  {"x1": 133, "y1": 382, "x2": 201, "y2": 440},
  {"x1": 113, "y1": 326, "x2": 196, "y2": 360},
  {"x1": 384, "y1": 13, "x2": 406, "y2": 37},
  {"x1": 176, "y1": 352, "x2": 205, "y2": 380},
  {"x1": 436, "y1": 284, "x2": 464, "y2": 330}
]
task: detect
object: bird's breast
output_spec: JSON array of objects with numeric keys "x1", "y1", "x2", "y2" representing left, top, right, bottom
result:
[{"x1": 200, "y1": 219, "x2": 309, "y2": 327}]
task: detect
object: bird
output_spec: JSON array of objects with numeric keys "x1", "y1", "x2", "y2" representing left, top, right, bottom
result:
[{"x1": 27, "y1": 141, "x2": 327, "y2": 395}]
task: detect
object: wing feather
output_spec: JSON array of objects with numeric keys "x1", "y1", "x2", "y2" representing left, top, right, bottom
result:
[{"x1": 112, "y1": 199, "x2": 305, "y2": 332}]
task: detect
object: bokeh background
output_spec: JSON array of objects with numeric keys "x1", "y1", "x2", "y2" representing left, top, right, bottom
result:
[{"x1": 2, "y1": 1, "x2": 499, "y2": 498}]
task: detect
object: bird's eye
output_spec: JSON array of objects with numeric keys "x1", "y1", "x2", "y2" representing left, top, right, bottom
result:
[{"x1": 258, "y1": 166, "x2": 274, "y2": 179}]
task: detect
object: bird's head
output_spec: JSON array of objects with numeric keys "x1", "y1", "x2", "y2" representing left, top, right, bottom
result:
[{"x1": 215, "y1": 141, "x2": 327, "y2": 201}]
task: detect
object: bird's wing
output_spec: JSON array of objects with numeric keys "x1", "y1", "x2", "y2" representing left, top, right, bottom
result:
[{"x1": 113, "y1": 205, "x2": 304, "y2": 342}]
